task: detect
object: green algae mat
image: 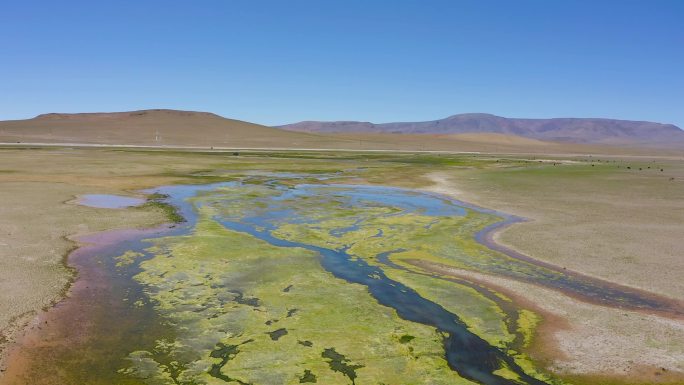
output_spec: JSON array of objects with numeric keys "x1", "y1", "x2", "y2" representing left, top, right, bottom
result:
[{"x1": 113, "y1": 177, "x2": 564, "y2": 385}]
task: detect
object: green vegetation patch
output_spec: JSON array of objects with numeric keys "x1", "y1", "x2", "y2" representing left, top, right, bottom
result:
[
  {"x1": 123, "y1": 207, "x2": 470, "y2": 384},
  {"x1": 138, "y1": 193, "x2": 185, "y2": 223}
]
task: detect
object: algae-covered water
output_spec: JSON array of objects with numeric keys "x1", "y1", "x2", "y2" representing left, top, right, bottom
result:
[{"x1": 5, "y1": 175, "x2": 677, "y2": 385}]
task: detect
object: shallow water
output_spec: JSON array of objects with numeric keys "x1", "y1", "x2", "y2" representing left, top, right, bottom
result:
[
  {"x1": 78, "y1": 194, "x2": 146, "y2": 208},
  {"x1": 149, "y1": 180, "x2": 547, "y2": 384}
]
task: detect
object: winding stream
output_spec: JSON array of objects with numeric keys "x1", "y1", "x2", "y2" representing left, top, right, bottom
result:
[{"x1": 217, "y1": 219, "x2": 546, "y2": 385}]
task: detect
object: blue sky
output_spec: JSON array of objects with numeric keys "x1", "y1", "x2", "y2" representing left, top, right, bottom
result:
[{"x1": 1, "y1": 1, "x2": 683, "y2": 127}]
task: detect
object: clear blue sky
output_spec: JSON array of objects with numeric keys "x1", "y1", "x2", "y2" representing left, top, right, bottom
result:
[{"x1": 1, "y1": 1, "x2": 683, "y2": 127}]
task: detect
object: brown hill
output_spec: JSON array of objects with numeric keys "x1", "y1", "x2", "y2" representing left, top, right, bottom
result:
[
  {"x1": 0, "y1": 109, "x2": 348, "y2": 148},
  {"x1": 279, "y1": 113, "x2": 684, "y2": 147}
]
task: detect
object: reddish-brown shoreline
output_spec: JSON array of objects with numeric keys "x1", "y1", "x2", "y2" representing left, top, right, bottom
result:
[{"x1": 0, "y1": 225, "x2": 171, "y2": 384}]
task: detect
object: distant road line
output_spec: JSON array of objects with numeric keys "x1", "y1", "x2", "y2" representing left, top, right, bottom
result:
[
  {"x1": 1, "y1": 141, "x2": 682, "y2": 159},
  {"x1": 0, "y1": 141, "x2": 481, "y2": 154}
]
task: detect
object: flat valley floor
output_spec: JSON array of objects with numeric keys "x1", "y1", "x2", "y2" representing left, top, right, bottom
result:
[{"x1": 0, "y1": 147, "x2": 683, "y2": 385}]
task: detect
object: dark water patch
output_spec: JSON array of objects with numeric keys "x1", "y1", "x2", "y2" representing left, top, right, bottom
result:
[
  {"x1": 287, "y1": 308, "x2": 298, "y2": 317},
  {"x1": 298, "y1": 340, "x2": 313, "y2": 347},
  {"x1": 321, "y1": 348, "x2": 364, "y2": 385},
  {"x1": 299, "y1": 369, "x2": 317, "y2": 383},
  {"x1": 208, "y1": 339, "x2": 253, "y2": 384},
  {"x1": 228, "y1": 290, "x2": 260, "y2": 307},
  {"x1": 267, "y1": 328, "x2": 288, "y2": 341},
  {"x1": 399, "y1": 335, "x2": 415, "y2": 344}
]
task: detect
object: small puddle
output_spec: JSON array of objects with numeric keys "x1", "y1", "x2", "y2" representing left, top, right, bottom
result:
[{"x1": 77, "y1": 194, "x2": 146, "y2": 209}]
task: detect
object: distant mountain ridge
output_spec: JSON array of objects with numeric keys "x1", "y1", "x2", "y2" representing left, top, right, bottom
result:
[
  {"x1": 279, "y1": 113, "x2": 684, "y2": 146},
  {"x1": 2, "y1": 109, "x2": 682, "y2": 153},
  {"x1": 33, "y1": 109, "x2": 222, "y2": 120}
]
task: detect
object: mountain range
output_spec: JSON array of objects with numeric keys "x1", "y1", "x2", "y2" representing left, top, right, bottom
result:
[
  {"x1": 1, "y1": 109, "x2": 682, "y2": 153},
  {"x1": 279, "y1": 113, "x2": 684, "y2": 147}
]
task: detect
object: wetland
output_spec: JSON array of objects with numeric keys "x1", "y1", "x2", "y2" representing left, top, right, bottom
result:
[
  {"x1": 4, "y1": 172, "x2": 681, "y2": 385},
  {"x1": 1, "y1": 148, "x2": 683, "y2": 385}
]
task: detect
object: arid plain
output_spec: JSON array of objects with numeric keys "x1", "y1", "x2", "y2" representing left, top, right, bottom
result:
[{"x1": 0, "y1": 112, "x2": 683, "y2": 385}]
